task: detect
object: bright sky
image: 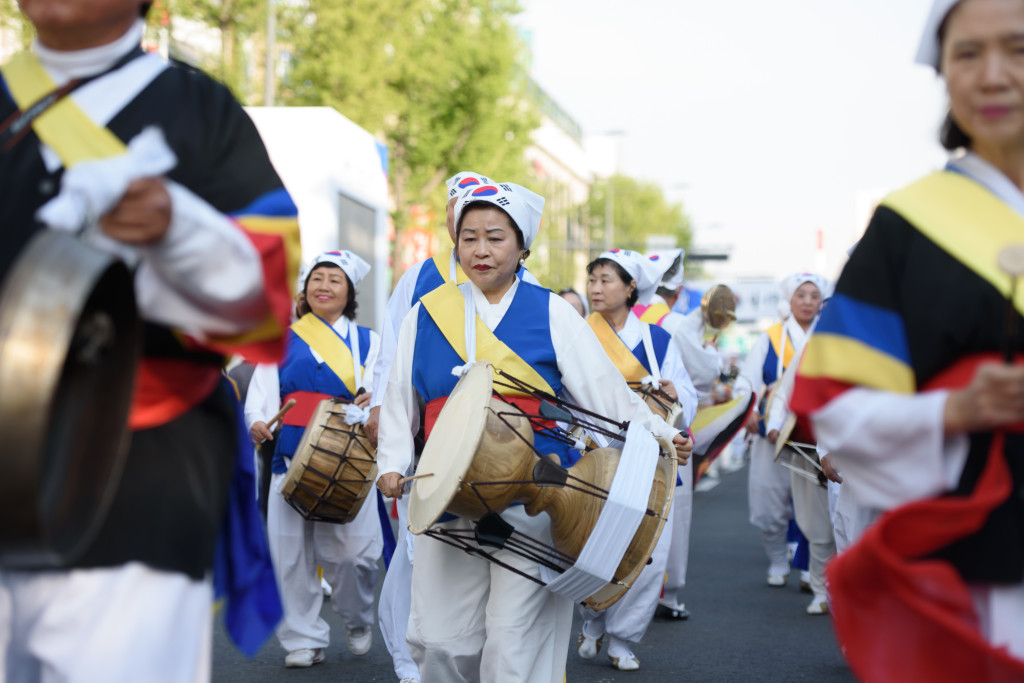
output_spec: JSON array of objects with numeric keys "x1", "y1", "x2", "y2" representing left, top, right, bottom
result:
[{"x1": 518, "y1": 0, "x2": 949, "y2": 284}]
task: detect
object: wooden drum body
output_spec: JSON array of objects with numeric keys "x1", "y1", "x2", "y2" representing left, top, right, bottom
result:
[
  {"x1": 282, "y1": 399, "x2": 377, "y2": 523},
  {"x1": 408, "y1": 362, "x2": 675, "y2": 610}
]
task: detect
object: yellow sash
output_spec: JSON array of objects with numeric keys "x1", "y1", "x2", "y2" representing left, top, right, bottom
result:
[
  {"x1": 0, "y1": 51, "x2": 127, "y2": 166},
  {"x1": 882, "y1": 171, "x2": 1024, "y2": 316},
  {"x1": 419, "y1": 282, "x2": 554, "y2": 396},
  {"x1": 587, "y1": 312, "x2": 649, "y2": 383},
  {"x1": 638, "y1": 302, "x2": 671, "y2": 325},
  {"x1": 431, "y1": 248, "x2": 470, "y2": 285},
  {"x1": 291, "y1": 314, "x2": 359, "y2": 397},
  {"x1": 766, "y1": 322, "x2": 795, "y2": 371}
]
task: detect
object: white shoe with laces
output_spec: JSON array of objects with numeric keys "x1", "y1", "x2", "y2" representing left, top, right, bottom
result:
[
  {"x1": 346, "y1": 626, "x2": 372, "y2": 655},
  {"x1": 284, "y1": 648, "x2": 325, "y2": 668},
  {"x1": 767, "y1": 563, "x2": 789, "y2": 587}
]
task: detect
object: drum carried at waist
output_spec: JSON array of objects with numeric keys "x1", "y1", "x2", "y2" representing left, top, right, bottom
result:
[
  {"x1": 407, "y1": 362, "x2": 676, "y2": 610},
  {"x1": 630, "y1": 381, "x2": 684, "y2": 430},
  {"x1": 773, "y1": 413, "x2": 826, "y2": 487},
  {"x1": 282, "y1": 398, "x2": 377, "y2": 523}
]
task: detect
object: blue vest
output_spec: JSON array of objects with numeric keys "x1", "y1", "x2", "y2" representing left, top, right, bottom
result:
[
  {"x1": 412, "y1": 281, "x2": 574, "y2": 468},
  {"x1": 273, "y1": 323, "x2": 372, "y2": 473},
  {"x1": 629, "y1": 323, "x2": 672, "y2": 375}
]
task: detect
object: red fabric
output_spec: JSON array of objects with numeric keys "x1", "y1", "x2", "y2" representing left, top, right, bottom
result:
[
  {"x1": 828, "y1": 353, "x2": 1024, "y2": 683},
  {"x1": 423, "y1": 395, "x2": 555, "y2": 440},
  {"x1": 128, "y1": 358, "x2": 222, "y2": 431},
  {"x1": 280, "y1": 391, "x2": 334, "y2": 427},
  {"x1": 790, "y1": 373, "x2": 856, "y2": 443},
  {"x1": 199, "y1": 226, "x2": 294, "y2": 364}
]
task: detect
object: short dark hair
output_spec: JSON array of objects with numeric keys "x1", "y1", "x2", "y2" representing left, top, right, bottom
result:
[
  {"x1": 455, "y1": 201, "x2": 525, "y2": 250},
  {"x1": 936, "y1": 8, "x2": 973, "y2": 151},
  {"x1": 587, "y1": 257, "x2": 638, "y2": 308},
  {"x1": 295, "y1": 263, "x2": 358, "y2": 320}
]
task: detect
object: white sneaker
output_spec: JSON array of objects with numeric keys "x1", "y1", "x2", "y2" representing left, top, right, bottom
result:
[
  {"x1": 766, "y1": 563, "x2": 789, "y2": 587},
  {"x1": 806, "y1": 596, "x2": 829, "y2": 615},
  {"x1": 321, "y1": 576, "x2": 332, "y2": 597},
  {"x1": 346, "y1": 626, "x2": 372, "y2": 655},
  {"x1": 608, "y1": 637, "x2": 640, "y2": 671},
  {"x1": 399, "y1": 679, "x2": 420, "y2": 683},
  {"x1": 577, "y1": 622, "x2": 604, "y2": 660},
  {"x1": 284, "y1": 648, "x2": 325, "y2": 668}
]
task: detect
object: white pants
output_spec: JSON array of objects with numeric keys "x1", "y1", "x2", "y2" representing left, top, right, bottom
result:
[
  {"x1": 748, "y1": 435, "x2": 793, "y2": 569},
  {"x1": 790, "y1": 465, "x2": 835, "y2": 599},
  {"x1": 268, "y1": 472, "x2": 381, "y2": 652},
  {"x1": 379, "y1": 495, "x2": 418, "y2": 681},
  {"x1": 580, "y1": 506, "x2": 675, "y2": 644},
  {"x1": 406, "y1": 507, "x2": 573, "y2": 683},
  {"x1": 0, "y1": 563, "x2": 213, "y2": 683},
  {"x1": 664, "y1": 466, "x2": 693, "y2": 595}
]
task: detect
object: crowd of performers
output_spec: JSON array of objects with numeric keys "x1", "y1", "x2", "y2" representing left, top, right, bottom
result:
[{"x1": 3, "y1": 0, "x2": 1024, "y2": 681}]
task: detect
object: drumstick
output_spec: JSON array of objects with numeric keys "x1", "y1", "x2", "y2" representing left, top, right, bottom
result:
[
  {"x1": 398, "y1": 472, "x2": 434, "y2": 486},
  {"x1": 266, "y1": 399, "x2": 297, "y2": 431}
]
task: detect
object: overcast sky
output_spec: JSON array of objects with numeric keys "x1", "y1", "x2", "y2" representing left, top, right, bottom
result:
[{"x1": 518, "y1": 0, "x2": 949, "y2": 283}]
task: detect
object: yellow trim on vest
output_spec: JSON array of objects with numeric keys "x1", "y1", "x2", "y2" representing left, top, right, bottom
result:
[
  {"x1": 766, "y1": 322, "x2": 795, "y2": 371},
  {"x1": 1, "y1": 51, "x2": 127, "y2": 166},
  {"x1": 431, "y1": 248, "x2": 470, "y2": 285},
  {"x1": 587, "y1": 312, "x2": 649, "y2": 383},
  {"x1": 419, "y1": 282, "x2": 554, "y2": 396},
  {"x1": 883, "y1": 171, "x2": 1024, "y2": 317},
  {"x1": 639, "y1": 302, "x2": 670, "y2": 325},
  {"x1": 290, "y1": 314, "x2": 359, "y2": 397}
]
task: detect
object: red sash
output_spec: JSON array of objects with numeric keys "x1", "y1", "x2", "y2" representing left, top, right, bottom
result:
[
  {"x1": 280, "y1": 390, "x2": 336, "y2": 427},
  {"x1": 423, "y1": 395, "x2": 555, "y2": 440},
  {"x1": 128, "y1": 359, "x2": 222, "y2": 431},
  {"x1": 828, "y1": 353, "x2": 1024, "y2": 682}
]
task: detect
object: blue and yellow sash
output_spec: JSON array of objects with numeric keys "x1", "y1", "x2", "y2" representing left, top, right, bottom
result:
[
  {"x1": 290, "y1": 314, "x2": 359, "y2": 397},
  {"x1": 883, "y1": 171, "x2": 1024, "y2": 316},
  {"x1": 420, "y1": 282, "x2": 554, "y2": 396},
  {"x1": 587, "y1": 312, "x2": 649, "y2": 383}
]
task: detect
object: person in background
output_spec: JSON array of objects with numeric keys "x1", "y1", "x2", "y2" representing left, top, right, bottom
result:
[
  {"x1": 577, "y1": 248, "x2": 698, "y2": 671},
  {"x1": 737, "y1": 274, "x2": 826, "y2": 588},
  {"x1": 558, "y1": 287, "x2": 588, "y2": 317},
  {"x1": 246, "y1": 251, "x2": 381, "y2": 669}
]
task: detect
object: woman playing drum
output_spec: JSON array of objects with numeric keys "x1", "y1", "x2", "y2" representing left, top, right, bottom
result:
[
  {"x1": 736, "y1": 273, "x2": 826, "y2": 588},
  {"x1": 376, "y1": 183, "x2": 692, "y2": 683},
  {"x1": 578, "y1": 249, "x2": 698, "y2": 671},
  {"x1": 245, "y1": 250, "x2": 382, "y2": 668}
]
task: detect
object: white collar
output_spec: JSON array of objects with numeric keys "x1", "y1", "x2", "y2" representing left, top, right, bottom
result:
[
  {"x1": 616, "y1": 311, "x2": 645, "y2": 348},
  {"x1": 34, "y1": 20, "x2": 145, "y2": 81},
  {"x1": 462, "y1": 277, "x2": 519, "y2": 330},
  {"x1": 947, "y1": 151, "x2": 1024, "y2": 220}
]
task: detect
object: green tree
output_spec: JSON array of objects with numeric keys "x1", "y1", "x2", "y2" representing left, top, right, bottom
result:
[
  {"x1": 281, "y1": 0, "x2": 538, "y2": 277},
  {"x1": 587, "y1": 174, "x2": 693, "y2": 257}
]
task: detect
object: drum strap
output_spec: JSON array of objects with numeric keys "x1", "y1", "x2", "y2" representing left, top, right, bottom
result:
[{"x1": 586, "y1": 313, "x2": 648, "y2": 382}]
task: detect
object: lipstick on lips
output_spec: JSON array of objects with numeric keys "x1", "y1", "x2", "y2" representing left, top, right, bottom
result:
[
  {"x1": 473, "y1": 264, "x2": 492, "y2": 271},
  {"x1": 980, "y1": 105, "x2": 1012, "y2": 119}
]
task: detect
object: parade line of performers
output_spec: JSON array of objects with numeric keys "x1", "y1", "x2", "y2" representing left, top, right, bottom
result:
[{"x1": 3, "y1": 0, "x2": 1024, "y2": 681}]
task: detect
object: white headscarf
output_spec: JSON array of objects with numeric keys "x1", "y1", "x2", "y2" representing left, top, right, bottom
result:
[
  {"x1": 453, "y1": 182, "x2": 545, "y2": 249},
  {"x1": 915, "y1": 0, "x2": 960, "y2": 69},
  {"x1": 445, "y1": 170, "x2": 493, "y2": 201},
  {"x1": 300, "y1": 250, "x2": 371, "y2": 292},
  {"x1": 778, "y1": 272, "x2": 829, "y2": 318},
  {"x1": 645, "y1": 249, "x2": 685, "y2": 291},
  {"x1": 597, "y1": 249, "x2": 661, "y2": 305}
]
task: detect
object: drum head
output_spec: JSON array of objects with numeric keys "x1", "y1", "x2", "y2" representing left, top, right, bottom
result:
[
  {"x1": 407, "y1": 362, "x2": 493, "y2": 533},
  {"x1": 283, "y1": 399, "x2": 335, "y2": 492}
]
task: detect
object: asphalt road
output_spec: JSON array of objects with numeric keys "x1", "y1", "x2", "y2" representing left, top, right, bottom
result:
[{"x1": 211, "y1": 462, "x2": 856, "y2": 682}]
